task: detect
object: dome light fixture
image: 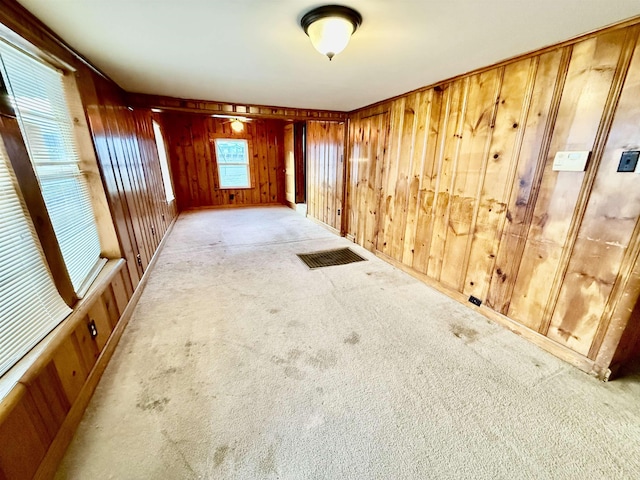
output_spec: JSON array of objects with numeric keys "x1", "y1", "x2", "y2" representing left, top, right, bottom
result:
[
  {"x1": 230, "y1": 119, "x2": 244, "y2": 133},
  {"x1": 300, "y1": 5, "x2": 362, "y2": 61}
]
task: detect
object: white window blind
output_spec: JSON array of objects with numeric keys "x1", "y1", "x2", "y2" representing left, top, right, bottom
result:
[
  {"x1": 0, "y1": 42, "x2": 104, "y2": 295},
  {"x1": 0, "y1": 138, "x2": 71, "y2": 377},
  {"x1": 152, "y1": 120, "x2": 174, "y2": 201}
]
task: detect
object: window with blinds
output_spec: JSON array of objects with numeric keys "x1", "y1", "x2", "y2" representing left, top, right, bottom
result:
[
  {"x1": 0, "y1": 42, "x2": 104, "y2": 296},
  {"x1": 152, "y1": 120, "x2": 174, "y2": 202},
  {"x1": 0, "y1": 138, "x2": 71, "y2": 377}
]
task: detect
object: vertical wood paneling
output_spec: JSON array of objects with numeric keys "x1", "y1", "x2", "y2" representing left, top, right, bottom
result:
[
  {"x1": 162, "y1": 114, "x2": 285, "y2": 210},
  {"x1": 485, "y1": 49, "x2": 567, "y2": 313},
  {"x1": 346, "y1": 111, "x2": 390, "y2": 251},
  {"x1": 463, "y1": 59, "x2": 535, "y2": 300},
  {"x1": 549, "y1": 28, "x2": 640, "y2": 355},
  {"x1": 402, "y1": 91, "x2": 434, "y2": 267},
  {"x1": 440, "y1": 70, "x2": 501, "y2": 290},
  {"x1": 345, "y1": 22, "x2": 640, "y2": 378},
  {"x1": 428, "y1": 79, "x2": 467, "y2": 280},
  {"x1": 508, "y1": 30, "x2": 626, "y2": 332},
  {"x1": 306, "y1": 121, "x2": 345, "y2": 231},
  {"x1": 0, "y1": 268, "x2": 133, "y2": 480}
]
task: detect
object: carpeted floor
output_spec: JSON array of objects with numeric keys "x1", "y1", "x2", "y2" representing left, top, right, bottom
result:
[{"x1": 56, "y1": 206, "x2": 640, "y2": 479}]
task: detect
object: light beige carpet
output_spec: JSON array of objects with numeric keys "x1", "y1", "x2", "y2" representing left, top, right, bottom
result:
[{"x1": 56, "y1": 206, "x2": 640, "y2": 479}]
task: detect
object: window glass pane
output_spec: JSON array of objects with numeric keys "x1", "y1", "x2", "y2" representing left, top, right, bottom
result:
[
  {"x1": 0, "y1": 137, "x2": 71, "y2": 377},
  {"x1": 219, "y1": 165, "x2": 249, "y2": 188},
  {"x1": 152, "y1": 120, "x2": 174, "y2": 202},
  {"x1": 214, "y1": 139, "x2": 250, "y2": 189},
  {"x1": 0, "y1": 42, "x2": 103, "y2": 295}
]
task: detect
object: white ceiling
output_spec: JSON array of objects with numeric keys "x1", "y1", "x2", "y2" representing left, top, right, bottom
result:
[{"x1": 16, "y1": 0, "x2": 640, "y2": 112}]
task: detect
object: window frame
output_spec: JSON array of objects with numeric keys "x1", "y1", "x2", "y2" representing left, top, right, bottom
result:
[
  {"x1": 0, "y1": 36, "x2": 118, "y2": 380},
  {"x1": 151, "y1": 119, "x2": 175, "y2": 202},
  {"x1": 213, "y1": 137, "x2": 252, "y2": 190}
]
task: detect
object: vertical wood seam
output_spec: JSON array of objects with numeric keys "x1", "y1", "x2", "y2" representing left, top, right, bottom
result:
[
  {"x1": 426, "y1": 86, "x2": 452, "y2": 275},
  {"x1": 497, "y1": 45, "x2": 573, "y2": 312},
  {"x1": 481, "y1": 56, "x2": 539, "y2": 300},
  {"x1": 438, "y1": 77, "x2": 470, "y2": 282},
  {"x1": 540, "y1": 27, "x2": 640, "y2": 336},
  {"x1": 409, "y1": 90, "x2": 433, "y2": 268},
  {"x1": 590, "y1": 214, "x2": 640, "y2": 361},
  {"x1": 398, "y1": 94, "x2": 420, "y2": 252},
  {"x1": 459, "y1": 68, "x2": 504, "y2": 291}
]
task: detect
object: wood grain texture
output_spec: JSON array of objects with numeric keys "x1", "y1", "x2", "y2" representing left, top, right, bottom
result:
[
  {"x1": 161, "y1": 114, "x2": 285, "y2": 210},
  {"x1": 127, "y1": 92, "x2": 347, "y2": 121},
  {"x1": 306, "y1": 121, "x2": 346, "y2": 231},
  {"x1": 345, "y1": 21, "x2": 640, "y2": 378},
  {"x1": 346, "y1": 110, "x2": 390, "y2": 251}
]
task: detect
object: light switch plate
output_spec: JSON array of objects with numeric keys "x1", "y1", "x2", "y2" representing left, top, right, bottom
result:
[
  {"x1": 618, "y1": 151, "x2": 639, "y2": 173},
  {"x1": 553, "y1": 151, "x2": 591, "y2": 172}
]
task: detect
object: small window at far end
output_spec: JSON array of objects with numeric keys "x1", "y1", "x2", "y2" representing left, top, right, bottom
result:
[
  {"x1": 214, "y1": 138, "x2": 250, "y2": 189},
  {"x1": 152, "y1": 120, "x2": 174, "y2": 202}
]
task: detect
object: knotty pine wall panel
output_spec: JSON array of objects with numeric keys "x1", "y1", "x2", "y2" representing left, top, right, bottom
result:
[
  {"x1": 306, "y1": 121, "x2": 346, "y2": 232},
  {"x1": 346, "y1": 22, "x2": 640, "y2": 378},
  {"x1": 161, "y1": 113, "x2": 285, "y2": 210}
]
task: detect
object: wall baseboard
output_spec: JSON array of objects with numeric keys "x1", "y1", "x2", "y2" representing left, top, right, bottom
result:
[
  {"x1": 306, "y1": 214, "x2": 341, "y2": 236},
  {"x1": 374, "y1": 250, "x2": 608, "y2": 381}
]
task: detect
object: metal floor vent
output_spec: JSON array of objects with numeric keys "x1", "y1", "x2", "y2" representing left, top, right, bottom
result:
[{"x1": 297, "y1": 247, "x2": 367, "y2": 269}]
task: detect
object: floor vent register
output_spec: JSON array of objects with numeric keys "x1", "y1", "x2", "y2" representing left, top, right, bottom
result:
[{"x1": 297, "y1": 247, "x2": 367, "y2": 269}]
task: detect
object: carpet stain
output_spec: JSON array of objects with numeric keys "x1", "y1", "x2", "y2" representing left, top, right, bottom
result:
[
  {"x1": 344, "y1": 332, "x2": 361, "y2": 345},
  {"x1": 307, "y1": 349, "x2": 337, "y2": 370},
  {"x1": 284, "y1": 365, "x2": 306, "y2": 379},
  {"x1": 287, "y1": 348, "x2": 302, "y2": 360},
  {"x1": 259, "y1": 445, "x2": 277, "y2": 474},
  {"x1": 137, "y1": 397, "x2": 170, "y2": 411},
  {"x1": 451, "y1": 324, "x2": 479, "y2": 343},
  {"x1": 213, "y1": 445, "x2": 229, "y2": 467},
  {"x1": 269, "y1": 308, "x2": 280, "y2": 314}
]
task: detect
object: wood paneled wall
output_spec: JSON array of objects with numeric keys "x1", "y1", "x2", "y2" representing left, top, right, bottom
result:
[
  {"x1": 0, "y1": 263, "x2": 132, "y2": 480},
  {"x1": 82, "y1": 74, "x2": 176, "y2": 287},
  {"x1": 346, "y1": 23, "x2": 640, "y2": 379},
  {"x1": 161, "y1": 113, "x2": 285, "y2": 210},
  {"x1": 306, "y1": 121, "x2": 346, "y2": 232},
  {"x1": 0, "y1": 1, "x2": 178, "y2": 478}
]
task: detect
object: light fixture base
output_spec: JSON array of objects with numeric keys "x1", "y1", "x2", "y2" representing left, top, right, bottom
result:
[{"x1": 300, "y1": 5, "x2": 363, "y2": 35}]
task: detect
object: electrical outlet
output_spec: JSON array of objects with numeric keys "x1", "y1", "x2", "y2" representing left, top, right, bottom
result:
[
  {"x1": 468, "y1": 295, "x2": 482, "y2": 307},
  {"x1": 618, "y1": 151, "x2": 639, "y2": 173},
  {"x1": 88, "y1": 320, "x2": 98, "y2": 338}
]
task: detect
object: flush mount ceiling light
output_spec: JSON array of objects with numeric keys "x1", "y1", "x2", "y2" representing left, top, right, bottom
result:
[
  {"x1": 230, "y1": 119, "x2": 244, "y2": 133},
  {"x1": 300, "y1": 5, "x2": 362, "y2": 61}
]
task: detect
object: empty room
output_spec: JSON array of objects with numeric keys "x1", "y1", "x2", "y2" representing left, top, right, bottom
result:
[{"x1": 1, "y1": 0, "x2": 640, "y2": 478}]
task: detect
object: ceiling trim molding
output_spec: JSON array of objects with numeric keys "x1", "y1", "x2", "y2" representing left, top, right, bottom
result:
[
  {"x1": 350, "y1": 13, "x2": 640, "y2": 116},
  {"x1": 126, "y1": 92, "x2": 348, "y2": 121}
]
